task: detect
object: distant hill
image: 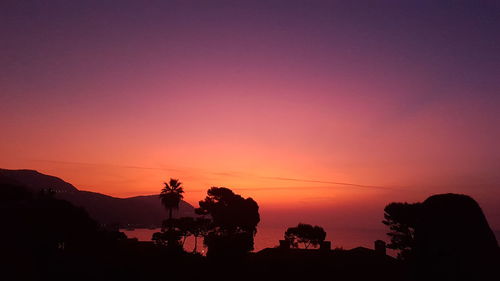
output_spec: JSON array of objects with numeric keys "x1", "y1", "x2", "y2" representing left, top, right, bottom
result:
[
  {"x1": 0, "y1": 169, "x2": 78, "y2": 193},
  {"x1": 0, "y1": 168, "x2": 196, "y2": 227}
]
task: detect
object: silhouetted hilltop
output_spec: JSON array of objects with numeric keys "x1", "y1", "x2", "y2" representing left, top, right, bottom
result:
[
  {"x1": 0, "y1": 169, "x2": 78, "y2": 193},
  {"x1": 415, "y1": 193, "x2": 500, "y2": 280},
  {"x1": 0, "y1": 168, "x2": 196, "y2": 227},
  {"x1": 418, "y1": 193, "x2": 498, "y2": 250}
]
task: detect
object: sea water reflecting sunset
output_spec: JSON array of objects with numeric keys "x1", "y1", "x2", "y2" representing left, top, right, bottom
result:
[{"x1": 122, "y1": 226, "x2": 387, "y2": 253}]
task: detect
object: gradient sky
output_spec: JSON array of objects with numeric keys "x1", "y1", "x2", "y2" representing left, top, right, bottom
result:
[{"x1": 1, "y1": 1, "x2": 499, "y2": 231}]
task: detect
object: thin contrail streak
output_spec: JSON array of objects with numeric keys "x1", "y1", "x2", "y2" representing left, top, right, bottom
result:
[
  {"x1": 259, "y1": 176, "x2": 395, "y2": 190},
  {"x1": 33, "y1": 159, "x2": 395, "y2": 190}
]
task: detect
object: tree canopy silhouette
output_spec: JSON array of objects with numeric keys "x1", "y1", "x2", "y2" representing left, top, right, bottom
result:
[
  {"x1": 382, "y1": 202, "x2": 420, "y2": 260},
  {"x1": 195, "y1": 187, "x2": 260, "y2": 258},
  {"x1": 285, "y1": 223, "x2": 326, "y2": 249},
  {"x1": 196, "y1": 187, "x2": 260, "y2": 233},
  {"x1": 0, "y1": 183, "x2": 100, "y2": 253},
  {"x1": 152, "y1": 227, "x2": 183, "y2": 252},
  {"x1": 0, "y1": 183, "x2": 127, "y2": 279}
]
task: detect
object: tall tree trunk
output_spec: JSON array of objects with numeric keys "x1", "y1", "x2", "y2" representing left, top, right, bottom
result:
[
  {"x1": 193, "y1": 236, "x2": 198, "y2": 253},
  {"x1": 169, "y1": 208, "x2": 173, "y2": 220}
]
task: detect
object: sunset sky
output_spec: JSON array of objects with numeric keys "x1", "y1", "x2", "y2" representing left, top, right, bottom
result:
[{"x1": 1, "y1": 1, "x2": 499, "y2": 231}]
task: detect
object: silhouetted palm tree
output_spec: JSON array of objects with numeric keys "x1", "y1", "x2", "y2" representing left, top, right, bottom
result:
[{"x1": 159, "y1": 178, "x2": 184, "y2": 220}]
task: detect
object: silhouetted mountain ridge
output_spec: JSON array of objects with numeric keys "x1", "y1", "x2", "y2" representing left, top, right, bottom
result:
[
  {"x1": 0, "y1": 168, "x2": 78, "y2": 193},
  {"x1": 0, "y1": 168, "x2": 195, "y2": 227}
]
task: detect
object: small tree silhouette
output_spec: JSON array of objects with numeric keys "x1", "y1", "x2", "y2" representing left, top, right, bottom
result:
[
  {"x1": 169, "y1": 217, "x2": 193, "y2": 246},
  {"x1": 285, "y1": 223, "x2": 326, "y2": 249},
  {"x1": 152, "y1": 229, "x2": 183, "y2": 250},
  {"x1": 190, "y1": 217, "x2": 211, "y2": 253},
  {"x1": 154, "y1": 216, "x2": 212, "y2": 253}
]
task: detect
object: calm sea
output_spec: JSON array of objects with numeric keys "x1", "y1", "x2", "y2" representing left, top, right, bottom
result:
[{"x1": 121, "y1": 226, "x2": 389, "y2": 253}]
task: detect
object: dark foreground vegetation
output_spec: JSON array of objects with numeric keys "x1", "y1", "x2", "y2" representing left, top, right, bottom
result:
[{"x1": 1, "y1": 170, "x2": 499, "y2": 281}]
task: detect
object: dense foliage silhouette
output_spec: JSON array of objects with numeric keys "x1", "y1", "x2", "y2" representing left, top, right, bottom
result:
[
  {"x1": 0, "y1": 183, "x2": 126, "y2": 280},
  {"x1": 196, "y1": 187, "x2": 260, "y2": 258},
  {"x1": 285, "y1": 223, "x2": 327, "y2": 249},
  {"x1": 382, "y1": 202, "x2": 421, "y2": 260}
]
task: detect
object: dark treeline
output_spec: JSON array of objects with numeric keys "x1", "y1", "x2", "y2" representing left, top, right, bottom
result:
[{"x1": 1, "y1": 177, "x2": 499, "y2": 281}]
